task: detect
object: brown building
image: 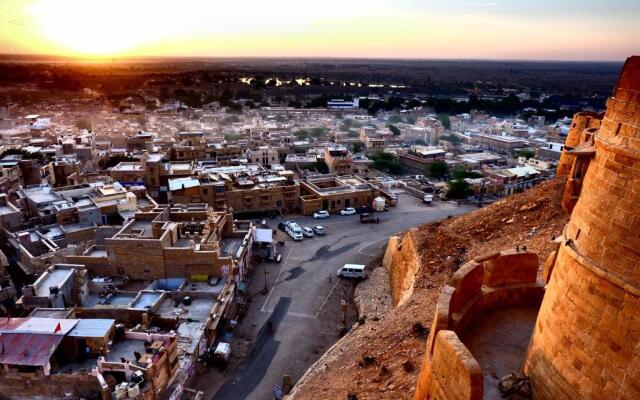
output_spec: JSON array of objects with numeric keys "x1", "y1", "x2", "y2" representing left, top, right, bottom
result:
[
  {"x1": 324, "y1": 144, "x2": 353, "y2": 175},
  {"x1": 68, "y1": 204, "x2": 253, "y2": 281},
  {"x1": 169, "y1": 166, "x2": 300, "y2": 215},
  {"x1": 300, "y1": 175, "x2": 378, "y2": 214},
  {"x1": 0, "y1": 316, "x2": 179, "y2": 400},
  {"x1": 474, "y1": 133, "x2": 527, "y2": 154},
  {"x1": 398, "y1": 146, "x2": 446, "y2": 174}
]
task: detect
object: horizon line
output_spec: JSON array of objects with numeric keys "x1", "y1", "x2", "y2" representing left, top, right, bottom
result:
[{"x1": 0, "y1": 52, "x2": 628, "y2": 64}]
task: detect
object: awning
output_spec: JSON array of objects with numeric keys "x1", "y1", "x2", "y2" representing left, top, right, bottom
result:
[
  {"x1": 254, "y1": 228, "x2": 273, "y2": 243},
  {"x1": 0, "y1": 333, "x2": 63, "y2": 366},
  {"x1": 67, "y1": 319, "x2": 115, "y2": 338}
]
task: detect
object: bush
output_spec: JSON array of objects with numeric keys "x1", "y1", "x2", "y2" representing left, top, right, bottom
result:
[
  {"x1": 427, "y1": 160, "x2": 448, "y2": 178},
  {"x1": 447, "y1": 179, "x2": 470, "y2": 199},
  {"x1": 451, "y1": 167, "x2": 482, "y2": 180},
  {"x1": 517, "y1": 149, "x2": 536, "y2": 159},
  {"x1": 315, "y1": 160, "x2": 329, "y2": 174},
  {"x1": 388, "y1": 124, "x2": 401, "y2": 136},
  {"x1": 371, "y1": 152, "x2": 404, "y2": 174}
]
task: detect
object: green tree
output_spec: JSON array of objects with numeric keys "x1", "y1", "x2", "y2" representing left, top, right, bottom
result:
[
  {"x1": 447, "y1": 179, "x2": 470, "y2": 199},
  {"x1": 517, "y1": 149, "x2": 536, "y2": 159},
  {"x1": 310, "y1": 127, "x2": 329, "y2": 138},
  {"x1": 439, "y1": 133, "x2": 461, "y2": 145},
  {"x1": 427, "y1": 160, "x2": 448, "y2": 178},
  {"x1": 371, "y1": 151, "x2": 404, "y2": 175},
  {"x1": 436, "y1": 113, "x2": 451, "y2": 129},
  {"x1": 352, "y1": 142, "x2": 364, "y2": 153},
  {"x1": 388, "y1": 124, "x2": 401, "y2": 136},
  {"x1": 293, "y1": 129, "x2": 310, "y2": 139},
  {"x1": 451, "y1": 167, "x2": 483, "y2": 180},
  {"x1": 315, "y1": 159, "x2": 329, "y2": 174}
]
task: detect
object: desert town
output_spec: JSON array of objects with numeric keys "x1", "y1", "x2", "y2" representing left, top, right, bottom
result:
[{"x1": 0, "y1": 52, "x2": 638, "y2": 400}]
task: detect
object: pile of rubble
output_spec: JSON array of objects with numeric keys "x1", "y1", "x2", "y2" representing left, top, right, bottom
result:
[{"x1": 289, "y1": 178, "x2": 567, "y2": 400}]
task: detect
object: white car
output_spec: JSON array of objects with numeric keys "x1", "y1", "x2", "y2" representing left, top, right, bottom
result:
[
  {"x1": 313, "y1": 226, "x2": 325, "y2": 235},
  {"x1": 302, "y1": 227, "x2": 314, "y2": 237},
  {"x1": 340, "y1": 207, "x2": 356, "y2": 215},
  {"x1": 313, "y1": 210, "x2": 330, "y2": 219}
]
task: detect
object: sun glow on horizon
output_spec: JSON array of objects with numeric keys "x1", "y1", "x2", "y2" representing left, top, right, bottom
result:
[
  {"x1": 29, "y1": 0, "x2": 174, "y2": 56},
  {"x1": 0, "y1": 0, "x2": 637, "y2": 61}
]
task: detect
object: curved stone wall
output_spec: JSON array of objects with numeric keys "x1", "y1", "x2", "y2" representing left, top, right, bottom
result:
[{"x1": 414, "y1": 251, "x2": 544, "y2": 400}]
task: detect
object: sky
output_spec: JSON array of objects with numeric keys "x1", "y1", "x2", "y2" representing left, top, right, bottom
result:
[{"x1": 0, "y1": 0, "x2": 638, "y2": 61}]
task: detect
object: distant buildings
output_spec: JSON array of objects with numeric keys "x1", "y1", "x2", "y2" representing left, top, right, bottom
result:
[
  {"x1": 327, "y1": 98, "x2": 359, "y2": 110},
  {"x1": 474, "y1": 133, "x2": 527, "y2": 154},
  {"x1": 398, "y1": 145, "x2": 446, "y2": 174},
  {"x1": 300, "y1": 175, "x2": 382, "y2": 215},
  {"x1": 324, "y1": 144, "x2": 353, "y2": 175}
]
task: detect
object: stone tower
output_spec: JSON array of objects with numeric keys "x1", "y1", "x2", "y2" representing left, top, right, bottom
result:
[
  {"x1": 556, "y1": 111, "x2": 603, "y2": 178},
  {"x1": 525, "y1": 56, "x2": 640, "y2": 399}
]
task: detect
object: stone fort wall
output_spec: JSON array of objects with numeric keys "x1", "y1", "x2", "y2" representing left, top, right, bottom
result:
[{"x1": 524, "y1": 56, "x2": 640, "y2": 400}]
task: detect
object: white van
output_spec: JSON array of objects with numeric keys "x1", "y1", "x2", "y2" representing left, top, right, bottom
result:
[
  {"x1": 337, "y1": 264, "x2": 366, "y2": 279},
  {"x1": 285, "y1": 221, "x2": 304, "y2": 241}
]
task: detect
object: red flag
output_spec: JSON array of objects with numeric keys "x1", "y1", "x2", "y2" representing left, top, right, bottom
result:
[{"x1": 54, "y1": 322, "x2": 61, "y2": 334}]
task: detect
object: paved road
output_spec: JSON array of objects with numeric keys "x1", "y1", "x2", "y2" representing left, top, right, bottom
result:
[{"x1": 208, "y1": 193, "x2": 475, "y2": 400}]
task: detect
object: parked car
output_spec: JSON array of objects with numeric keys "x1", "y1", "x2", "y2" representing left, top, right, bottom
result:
[
  {"x1": 313, "y1": 225, "x2": 325, "y2": 235},
  {"x1": 337, "y1": 264, "x2": 366, "y2": 279},
  {"x1": 277, "y1": 222, "x2": 286, "y2": 231},
  {"x1": 302, "y1": 227, "x2": 314, "y2": 237},
  {"x1": 340, "y1": 207, "x2": 356, "y2": 215},
  {"x1": 313, "y1": 210, "x2": 330, "y2": 219}
]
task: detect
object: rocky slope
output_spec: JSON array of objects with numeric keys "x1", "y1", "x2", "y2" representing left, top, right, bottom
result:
[{"x1": 288, "y1": 178, "x2": 567, "y2": 400}]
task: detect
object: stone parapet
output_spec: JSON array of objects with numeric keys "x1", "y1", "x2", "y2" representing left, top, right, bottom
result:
[{"x1": 414, "y1": 250, "x2": 545, "y2": 400}]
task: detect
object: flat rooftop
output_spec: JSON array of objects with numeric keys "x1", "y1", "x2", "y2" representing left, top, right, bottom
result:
[
  {"x1": 156, "y1": 296, "x2": 216, "y2": 322},
  {"x1": 111, "y1": 162, "x2": 143, "y2": 171},
  {"x1": 0, "y1": 204, "x2": 19, "y2": 215},
  {"x1": 35, "y1": 268, "x2": 75, "y2": 297}
]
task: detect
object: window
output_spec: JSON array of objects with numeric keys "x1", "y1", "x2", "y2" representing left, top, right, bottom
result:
[
  {"x1": 215, "y1": 186, "x2": 224, "y2": 193},
  {"x1": 202, "y1": 188, "x2": 208, "y2": 195}
]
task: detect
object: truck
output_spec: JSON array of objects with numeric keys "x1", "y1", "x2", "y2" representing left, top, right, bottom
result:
[
  {"x1": 423, "y1": 194, "x2": 433, "y2": 205},
  {"x1": 360, "y1": 212, "x2": 379, "y2": 224}
]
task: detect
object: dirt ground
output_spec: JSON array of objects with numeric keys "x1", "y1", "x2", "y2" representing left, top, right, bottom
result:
[{"x1": 289, "y1": 178, "x2": 568, "y2": 400}]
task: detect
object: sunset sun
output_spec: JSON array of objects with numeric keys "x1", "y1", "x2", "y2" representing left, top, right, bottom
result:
[{"x1": 29, "y1": 0, "x2": 165, "y2": 56}]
